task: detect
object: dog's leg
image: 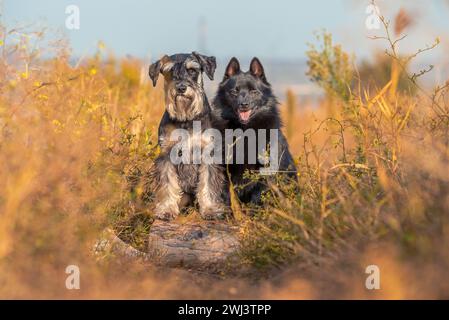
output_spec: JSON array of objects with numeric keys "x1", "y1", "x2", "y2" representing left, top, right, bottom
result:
[
  {"x1": 152, "y1": 155, "x2": 182, "y2": 221},
  {"x1": 197, "y1": 164, "x2": 227, "y2": 220}
]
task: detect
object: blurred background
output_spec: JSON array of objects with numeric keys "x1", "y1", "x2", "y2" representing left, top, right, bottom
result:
[{"x1": 4, "y1": 0, "x2": 449, "y2": 102}]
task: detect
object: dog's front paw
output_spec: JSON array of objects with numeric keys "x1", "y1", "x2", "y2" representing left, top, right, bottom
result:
[
  {"x1": 199, "y1": 205, "x2": 227, "y2": 221},
  {"x1": 154, "y1": 204, "x2": 179, "y2": 221},
  {"x1": 153, "y1": 201, "x2": 179, "y2": 221}
]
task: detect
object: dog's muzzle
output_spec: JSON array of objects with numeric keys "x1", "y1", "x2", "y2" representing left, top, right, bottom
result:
[
  {"x1": 171, "y1": 84, "x2": 196, "y2": 109},
  {"x1": 175, "y1": 94, "x2": 193, "y2": 106},
  {"x1": 176, "y1": 83, "x2": 187, "y2": 94}
]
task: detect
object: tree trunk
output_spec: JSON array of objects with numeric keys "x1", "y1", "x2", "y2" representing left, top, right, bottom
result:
[{"x1": 95, "y1": 220, "x2": 240, "y2": 272}]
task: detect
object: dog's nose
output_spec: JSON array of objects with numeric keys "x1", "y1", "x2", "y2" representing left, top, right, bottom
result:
[
  {"x1": 176, "y1": 84, "x2": 187, "y2": 94},
  {"x1": 239, "y1": 102, "x2": 249, "y2": 109}
]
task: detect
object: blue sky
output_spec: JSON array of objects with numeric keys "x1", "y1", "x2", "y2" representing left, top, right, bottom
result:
[{"x1": 3, "y1": 0, "x2": 449, "y2": 62}]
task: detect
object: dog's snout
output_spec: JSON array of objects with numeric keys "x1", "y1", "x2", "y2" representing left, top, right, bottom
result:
[
  {"x1": 238, "y1": 92, "x2": 251, "y2": 109},
  {"x1": 238, "y1": 97, "x2": 250, "y2": 109},
  {"x1": 176, "y1": 83, "x2": 187, "y2": 94}
]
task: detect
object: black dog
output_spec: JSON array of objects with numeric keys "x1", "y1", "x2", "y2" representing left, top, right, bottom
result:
[
  {"x1": 212, "y1": 57, "x2": 297, "y2": 204},
  {"x1": 148, "y1": 52, "x2": 227, "y2": 221}
]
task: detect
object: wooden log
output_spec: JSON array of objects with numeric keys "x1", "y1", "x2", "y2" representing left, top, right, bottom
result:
[{"x1": 95, "y1": 220, "x2": 240, "y2": 271}]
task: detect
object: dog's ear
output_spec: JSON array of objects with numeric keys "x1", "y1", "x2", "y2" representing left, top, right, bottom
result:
[
  {"x1": 148, "y1": 55, "x2": 170, "y2": 87},
  {"x1": 192, "y1": 52, "x2": 216, "y2": 81},
  {"x1": 224, "y1": 57, "x2": 240, "y2": 80},
  {"x1": 249, "y1": 57, "x2": 268, "y2": 84},
  {"x1": 148, "y1": 60, "x2": 161, "y2": 87}
]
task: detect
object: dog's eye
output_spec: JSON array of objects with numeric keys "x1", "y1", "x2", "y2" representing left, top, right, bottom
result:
[
  {"x1": 188, "y1": 69, "x2": 198, "y2": 77},
  {"x1": 250, "y1": 89, "x2": 259, "y2": 95},
  {"x1": 230, "y1": 88, "x2": 239, "y2": 96}
]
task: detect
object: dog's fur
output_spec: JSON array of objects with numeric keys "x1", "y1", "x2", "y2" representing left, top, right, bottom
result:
[
  {"x1": 212, "y1": 57, "x2": 297, "y2": 204},
  {"x1": 148, "y1": 52, "x2": 227, "y2": 221}
]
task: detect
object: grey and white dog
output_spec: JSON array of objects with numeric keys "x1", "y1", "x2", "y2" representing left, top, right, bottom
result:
[{"x1": 148, "y1": 52, "x2": 228, "y2": 221}]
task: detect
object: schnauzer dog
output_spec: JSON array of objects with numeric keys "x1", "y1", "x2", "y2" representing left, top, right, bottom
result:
[
  {"x1": 212, "y1": 57, "x2": 297, "y2": 204},
  {"x1": 148, "y1": 52, "x2": 227, "y2": 221}
]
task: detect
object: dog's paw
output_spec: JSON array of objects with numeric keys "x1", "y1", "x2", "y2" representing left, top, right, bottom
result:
[{"x1": 199, "y1": 206, "x2": 227, "y2": 221}]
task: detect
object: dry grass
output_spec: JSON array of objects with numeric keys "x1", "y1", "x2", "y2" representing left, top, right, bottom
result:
[{"x1": 0, "y1": 15, "x2": 448, "y2": 299}]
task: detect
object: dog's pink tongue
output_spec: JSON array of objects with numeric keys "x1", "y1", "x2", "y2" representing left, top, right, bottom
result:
[{"x1": 239, "y1": 110, "x2": 251, "y2": 122}]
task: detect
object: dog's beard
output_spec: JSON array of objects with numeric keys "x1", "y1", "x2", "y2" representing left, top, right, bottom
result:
[
  {"x1": 175, "y1": 95, "x2": 193, "y2": 109},
  {"x1": 166, "y1": 87, "x2": 204, "y2": 121}
]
